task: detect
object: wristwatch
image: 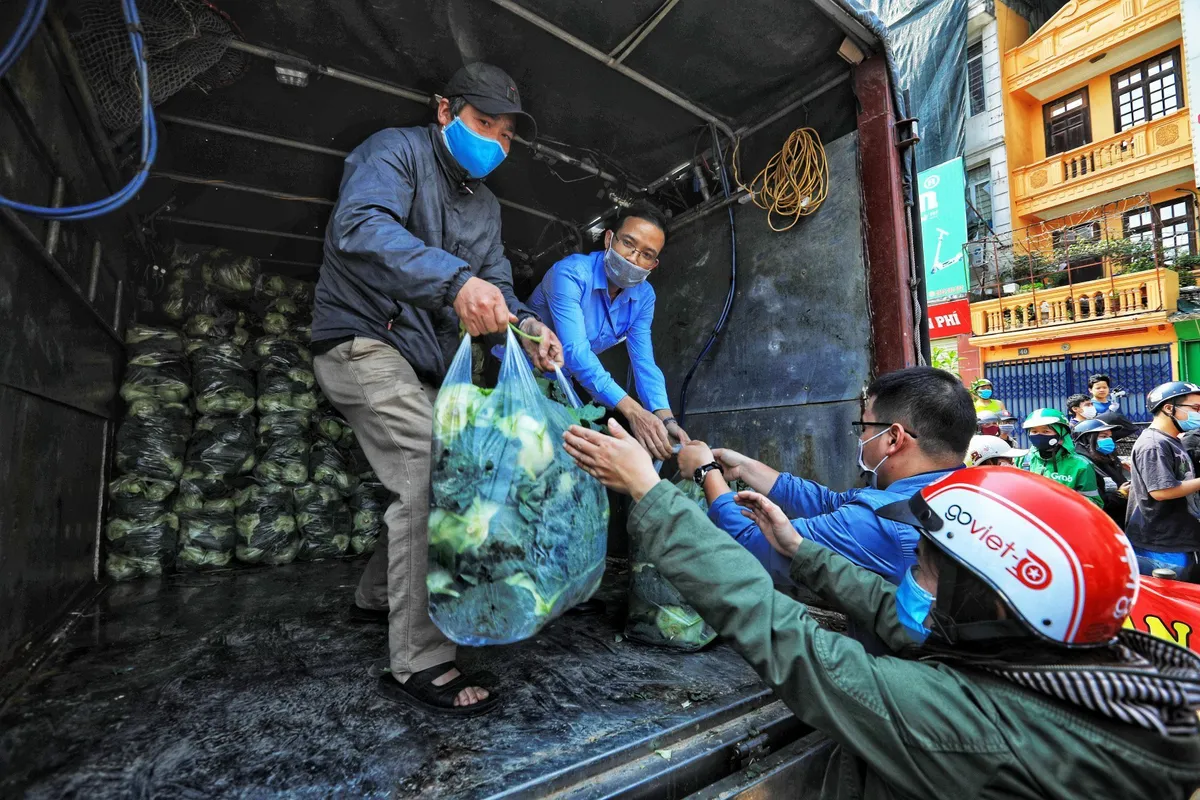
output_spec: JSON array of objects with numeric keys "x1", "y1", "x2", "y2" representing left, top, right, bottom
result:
[{"x1": 694, "y1": 462, "x2": 723, "y2": 486}]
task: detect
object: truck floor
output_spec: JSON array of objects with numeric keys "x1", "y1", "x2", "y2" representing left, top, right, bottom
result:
[{"x1": 0, "y1": 558, "x2": 770, "y2": 798}]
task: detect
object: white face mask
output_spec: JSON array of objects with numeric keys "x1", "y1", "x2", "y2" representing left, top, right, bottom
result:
[
  {"x1": 856, "y1": 428, "x2": 892, "y2": 488},
  {"x1": 1081, "y1": 405, "x2": 1097, "y2": 420}
]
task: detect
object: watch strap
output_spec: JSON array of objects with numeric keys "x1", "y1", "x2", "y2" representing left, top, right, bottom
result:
[{"x1": 693, "y1": 462, "x2": 722, "y2": 486}]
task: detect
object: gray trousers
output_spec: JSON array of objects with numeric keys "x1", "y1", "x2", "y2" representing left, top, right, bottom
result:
[{"x1": 313, "y1": 337, "x2": 455, "y2": 680}]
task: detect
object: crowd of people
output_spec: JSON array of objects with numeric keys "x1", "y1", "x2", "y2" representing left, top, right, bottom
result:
[
  {"x1": 310, "y1": 61, "x2": 1200, "y2": 796},
  {"x1": 965, "y1": 375, "x2": 1200, "y2": 583}
]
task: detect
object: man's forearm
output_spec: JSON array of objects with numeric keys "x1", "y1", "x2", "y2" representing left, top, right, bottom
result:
[
  {"x1": 739, "y1": 460, "x2": 781, "y2": 495},
  {"x1": 616, "y1": 395, "x2": 642, "y2": 417},
  {"x1": 1150, "y1": 477, "x2": 1200, "y2": 500}
]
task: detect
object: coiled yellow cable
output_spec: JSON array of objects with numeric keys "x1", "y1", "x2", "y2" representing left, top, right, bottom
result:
[{"x1": 734, "y1": 128, "x2": 829, "y2": 231}]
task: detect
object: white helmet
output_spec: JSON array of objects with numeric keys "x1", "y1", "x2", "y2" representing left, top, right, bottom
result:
[{"x1": 966, "y1": 435, "x2": 1028, "y2": 466}]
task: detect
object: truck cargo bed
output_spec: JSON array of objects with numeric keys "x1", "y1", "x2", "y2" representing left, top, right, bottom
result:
[{"x1": 0, "y1": 558, "x2": 807, "y2": 798}]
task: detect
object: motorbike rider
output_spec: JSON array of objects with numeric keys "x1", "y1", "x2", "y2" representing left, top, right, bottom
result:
[{"x1": 563, "y1": 423, "x2": 1200, "y2": 799}]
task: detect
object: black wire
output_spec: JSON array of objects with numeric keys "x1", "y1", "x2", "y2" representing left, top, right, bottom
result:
[{"x1": 678, "y1": 124, "x2": 737, "y2": 427}]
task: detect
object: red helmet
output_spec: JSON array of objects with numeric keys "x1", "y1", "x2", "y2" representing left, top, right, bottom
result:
[{"x1": 880, "y1": 467, "x2": 1139, "y2": 647}]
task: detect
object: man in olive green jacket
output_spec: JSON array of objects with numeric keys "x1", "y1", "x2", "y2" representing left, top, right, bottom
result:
[{"x1": 565, "y1": 419, "x2": 1200, "y2": 800}]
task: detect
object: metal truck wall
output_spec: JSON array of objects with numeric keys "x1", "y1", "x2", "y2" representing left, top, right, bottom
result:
[
  {"x1": 0, "y1": 13, "x2": 131, "y2": 667},
  {"x1": 649, "y1": 132, "x2": 870, "y2": 492}
]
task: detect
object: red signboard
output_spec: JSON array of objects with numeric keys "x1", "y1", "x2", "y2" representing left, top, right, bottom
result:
[
  {"x1": 1126, "y1": 576, "x2": 1200, "y2": 653},
  {"x1": 927, "y1": 298, "x2": 972, "y2": 338}
]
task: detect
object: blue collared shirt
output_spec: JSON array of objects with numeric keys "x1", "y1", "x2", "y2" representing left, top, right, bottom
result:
[
  {"x1": 708, "y1": 469, "x2": 961, "y2": 586},
  {"x1": 526, "y1": 250, "x2": 670, "y2": 411}
]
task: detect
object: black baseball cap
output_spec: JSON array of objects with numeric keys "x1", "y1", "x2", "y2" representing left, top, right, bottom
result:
[{"x1": 444, "y1": 62, "x2": 536, "y2": 140}]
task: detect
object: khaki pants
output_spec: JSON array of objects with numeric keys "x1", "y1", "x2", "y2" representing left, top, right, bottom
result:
[{"x1": 313, "y1": 337, "x2": 455, "y2": 680}]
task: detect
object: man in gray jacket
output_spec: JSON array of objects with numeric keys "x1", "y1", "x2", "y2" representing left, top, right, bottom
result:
[{"x1": 312, "y1": 63, "x2": 562, "y2": 714}]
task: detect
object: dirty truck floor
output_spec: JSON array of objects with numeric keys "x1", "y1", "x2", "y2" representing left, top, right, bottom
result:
[{"x1": 0, "y1": 558, "x2": 769, "y2": 798}]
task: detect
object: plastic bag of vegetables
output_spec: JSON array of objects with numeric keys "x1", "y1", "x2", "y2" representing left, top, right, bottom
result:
[
  {"x1": 191, "y1": 341, "x2": 255, "y2": 416},
  {"x1": 109, "y1": 474, "x2": 177, "y2": 521},
  {"x1": 125, "y1": 324, "x2": 185, "y2": 358},
  {"x1": 311, "y1": 441, "x2": 358, "y2": 497},
  {"x1": 179, "y1": 415, "x2": 256, "y2": 499},
  {"x1": 200, "y1": 248, "x2": 259, "y2": 305},
  {"x1": 235, "y1": 481, "x2": 300, "y2": 565},
  {"x1": 314, "y1": 409, "x2": 355, "y2": 449},
  {"x1": 120, "y1": 349, "x2": 191, "y2": 404},
  {"x1": 104, "y1": 511, "x2": 178, "y2": 580},
  {"x1": 261, "y1": 297, "x2": 300, "y2": 335},
  {"x1": 175, "y1": 498, "x2": 236, "y2": 570},
  {"x1": 294, "y1": 483, "x2": 351, "y2": 560},
  {"x1": 115, "y1": 408, "x2": 192, "y2": 480},
  {"x1": 426, "y1": 330, "x2": 609, "y2": 646},
  {"x1": 252, "y1": 335, "x2": 311, "y2": 367},
  {"x1": 623, "y1": 480, "x2": 719, "y2": 651},
  {"x1": 257, "y1": 366, "x2": 317, "y2": 413},
  {"x1": 254, "y1": 411, "x2": 311, "y2": 485},
  {"x1": 349, "y1": 480, "x2": 389, "y2": 555}
]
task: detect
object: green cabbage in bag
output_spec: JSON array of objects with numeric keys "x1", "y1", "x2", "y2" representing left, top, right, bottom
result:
[
  {"x1": 349, "y1": 479, "x2": 389, "y2": 555},
  {"x1": 125, "y1": 324, "x2": 184, "y2": 358},
  {"x1": 175, "y1": 499, "x2": 236, "y2": 571},
  {"x1": 294, "y1": 483, "x2": 351, "y2": 560},
  {"x1": 191, "y1": 341, "x2": 255, "y2": 416},
  {"x1": 115, "y1": 408, "x2": 191, "y2": 480},
  {"x1": 104, "y1": 512, "x2": 178, "y2": 580},
  {"x1": 179, "y1": 415, "x2": 256, "y2": 499},
  {"x1": 235, "y1": 481, "x2": 300, "y2": 565},
  {"x1": 311, "y1": 441, "x2": 357, "y2": 497},
  {"x1": 426, "y1": 331, "x2": 609, "y2": 646},
  {"x1": 120, "y1": 349, "x2": 191, "y2": 404}
]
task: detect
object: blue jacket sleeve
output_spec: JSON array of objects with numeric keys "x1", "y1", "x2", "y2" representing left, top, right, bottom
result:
[
  {"x1": 708, "y1": 493, "x2": 797, "y2": 585},
  {"x1": 477, "y1": 199, "x2": 534, "y2": 321},
  {"x1": 545, "y1": 266, "x2": 628, "y2": 409},
  {"x1": 625, "y1": 289, "x2": 671, "y2": 413},
  {"x1": 768, "y1": 473, "x2": 854, "y2": 519},
  {"x1": 710, "y1": 491, "x2": 909, "y2": 586},
  {"x1": 328, "y1": 131, "x2": 471, "y2": 309}
]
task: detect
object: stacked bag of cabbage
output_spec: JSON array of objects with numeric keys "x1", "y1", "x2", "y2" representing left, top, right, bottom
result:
[
  {"x1": 234, "y1": 481, "x2": 300, "y2": 565},
  {"x1": 622, "y1": 477, "x2": 722, "y2": 651},
  {"x1": 106, "y1": 325, "x2": 193, "y2": 580},
  {"x1": 426, "y1": 330, "x2": 609, "y2": 646}
]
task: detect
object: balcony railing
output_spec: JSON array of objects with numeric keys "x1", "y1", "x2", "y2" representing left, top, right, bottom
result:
[
  {"x1": 970, "y1": 268, "x2": 1179, "y2": 336},
  {"x1": 1011, "y1": 110, "x2": 1191, "y2": 218},
  {"x1": 1005, "y1": 0, "x2": 1180, "y2": 95}
]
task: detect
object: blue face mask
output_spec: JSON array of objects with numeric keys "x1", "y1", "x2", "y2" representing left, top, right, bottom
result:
[
  {"x1": 1096, "y1": 438, "x2": 1116, "y2": 454},
  {"x1": 1178, "y1": 409, "x2": 1200, "y2": 432},
  {"x1": 979, "y1": 389, "x2": 993, "y2": 399},
  {"x1": 896, "y1": 566, "x2": 934, "y2": 644},
  {"x1": 999, "y1": 423, "x2": 1016, "y2": 436},
  {"x1": 441, "y1": 116, "x2": 507, "y2": 179}
]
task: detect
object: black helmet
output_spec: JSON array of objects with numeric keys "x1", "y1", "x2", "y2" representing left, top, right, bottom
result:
[
  {"x1": 1146, "y1": 381, "x2": 1200, "y2": 413},
  {"x1": 1071, "y1": 418, "x2": 1119, "y2": 441}
]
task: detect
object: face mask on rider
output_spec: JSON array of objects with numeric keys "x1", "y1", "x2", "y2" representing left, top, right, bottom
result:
[
  {"x1": 856, "y1": 427, "x2": 893, "y2": 489},
  {"x1": 1081, "y1": 405, "x2": 1097, "y2": 420},
  {"x1": 896, "y1": 566, "x2": 934, "y2": 643}
]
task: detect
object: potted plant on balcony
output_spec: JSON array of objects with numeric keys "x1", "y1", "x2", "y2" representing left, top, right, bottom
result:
[{"x1": 1171, "y1": 253, "x2": 1199, "y2": 287}]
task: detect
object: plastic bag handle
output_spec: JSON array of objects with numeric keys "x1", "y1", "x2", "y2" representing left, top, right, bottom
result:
[{"x1": 552, "y1": 365, "x2": 584, "y2": 410}]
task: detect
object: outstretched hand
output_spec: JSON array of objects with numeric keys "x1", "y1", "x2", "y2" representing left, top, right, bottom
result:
[
  {"x1": 735, "y1": 491, "x2": 801, "y2": 559},
  {"x1": 563, "y1": 419, "x2": 662, "y2": 500}
]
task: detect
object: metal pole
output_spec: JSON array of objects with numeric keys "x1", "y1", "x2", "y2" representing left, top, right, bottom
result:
[
  {"x1": 112, "y1": 278, "x2": 124, "y2": 332},
  {"x1": 515, "y1": 136, "x2": 628, "y2": 187},
  {"x1": 225, "y1": 40, "x2": 433, "y2": 107},
  {"x1": 86, "y1": 241, "x2": 103, "y2": 302},
  {"x1": 483, "y1": 0, "x2": 736, "y2": 141},
  {"x1": 156, "y1": 216, "x2": 326, "y2": 242},
  {"x1": 151, "y1": 170, "x2": 336, "y2": 205},
  {"x1": 44, "y1": 177, "x2": 66, "y2": 256},
  {"x1": 157, "y1": 113, "x2": 350, "y2": 157},
  {"x1": 610, "y1": 0, "x2": 681, "y2": 63}
]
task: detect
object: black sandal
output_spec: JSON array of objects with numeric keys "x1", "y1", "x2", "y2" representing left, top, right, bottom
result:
[{"x1": 374, "y1": 662, "x2": 500, "y2": 716}]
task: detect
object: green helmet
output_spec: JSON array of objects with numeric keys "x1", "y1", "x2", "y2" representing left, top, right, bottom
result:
[
  {"x1": 1022, "y1": 407, "x2": 1069, "y2": 430},
  {"x1": 971, "y1": 378, "x2": 993, "y2": 393}
]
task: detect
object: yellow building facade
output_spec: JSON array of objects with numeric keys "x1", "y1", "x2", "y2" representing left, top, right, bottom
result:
[{"x1": 969, "y1": 0, "x2": 1195, "y2": 371}]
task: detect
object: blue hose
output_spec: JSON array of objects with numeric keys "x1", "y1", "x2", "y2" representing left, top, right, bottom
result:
[{"x1": 0, "y1": 0, "x2": 157, "y2": 220}]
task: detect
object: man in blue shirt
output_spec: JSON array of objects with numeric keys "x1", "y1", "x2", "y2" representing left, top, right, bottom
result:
[
  {"x1": 677, "y1": 367, "x2": 974, "y2": 588},
  {"x1": 527, "y1": 202, "x2": 686, "y2": 459}
]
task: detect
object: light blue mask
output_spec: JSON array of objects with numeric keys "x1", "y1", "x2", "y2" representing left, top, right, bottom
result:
[
  {"x1": 1179, "y1": 409, "x2": 1200, "y2": 432},
  {"x1": 1096, "y1": 438, "x2": 1116, "y2": 454},
  {"x1": 979, "y1": 389, "x2": 993, "y2": 400},
  {"x1": 896, "y1": 566, "x2": 934, "y2": 644},
  {"x1": 441, "y1": 116, "x2": 507, "y2": 179}
]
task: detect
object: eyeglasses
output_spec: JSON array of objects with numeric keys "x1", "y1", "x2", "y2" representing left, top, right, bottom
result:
[
  {"x1": 612, "y1": 233, "x2": 659, "y2": 267},
  {"x1": 1176, "y1": 403, "x2": 1200, "y2": 411},
  {"x1": 851, "y1": 420, "x2": 920, "y2": 439}
]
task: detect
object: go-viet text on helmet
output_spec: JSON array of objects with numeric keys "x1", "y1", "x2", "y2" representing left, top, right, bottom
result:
[{"x1": 899, "y1": 467, "x2": 1139, "y2": 647}]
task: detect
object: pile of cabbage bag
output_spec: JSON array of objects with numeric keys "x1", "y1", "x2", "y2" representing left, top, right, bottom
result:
[
  {"x1": 426, "y1": 330, "x2": 609, "y2": 646},
  {"x1": 622, "y1": 479, "x2": 722, "y2": 651},
  {"x1": 107, "y1": 325, "x2": 193, "y2": 580}
]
